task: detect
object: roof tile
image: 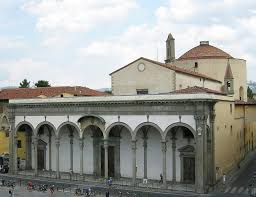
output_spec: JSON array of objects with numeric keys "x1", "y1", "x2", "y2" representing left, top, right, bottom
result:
[{"x1": 0, "y1": 86, "x2": 108, "y2": 100}]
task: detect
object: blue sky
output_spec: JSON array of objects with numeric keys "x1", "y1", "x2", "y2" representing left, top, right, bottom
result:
[{"x1": 0, "y1": 0, "x2": 255, "y2": 88}]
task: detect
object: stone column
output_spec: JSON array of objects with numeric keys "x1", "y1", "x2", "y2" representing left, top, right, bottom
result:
[
  {"x1": 162, "y1": 141, "x2": 167, "y2": 188},
  {"x1": 55, "y1": 138, "x2": 60, "y2": 179},
  {"x1": 142, "y1": 130, "x2": 148, "y2": 179},
  {"x1": 48, "y1": 132, "x2": 52, "y2": 171},
  {"x1": 171, "y1": 132, "x2": 177, "y2": 183},
  {"x1": 209, "y1": 109, "x2": 216, "y2": 185},
  {"x1": 13, "y1": 135, "x2": 18, "y2": 174},
  {"x1": 132, "y1": 140, "x2": 137, "y2": 186},
  {"x1": 33, "y1": 136, "x2": 38, "y2": 176},
  {"x1": 194, "y1": 114, "x2": 208, "y2": 193},
  {"x1": 79, "y1": 139, "x2": 84, "y2": 176},
  {"x1": 104, "y1": 140, "x2": 109, "y2": 179},
  {"x1": 69, "y1": 132, "x2": 74, "y2": 173},
  {"x1": 8, "y1": 108, "x2": 15, "y2": 175}
]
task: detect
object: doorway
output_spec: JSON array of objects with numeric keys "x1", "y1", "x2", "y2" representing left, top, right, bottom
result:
[
  {"x1": 37, "y1": 139, "x2": 47, "y2": 170},
  {"x1": 183, "y1": 157, "x2": 195, "y2": 183},
  {"x1": 101, "y1": 146, "x2": 115, "y2": 177}
]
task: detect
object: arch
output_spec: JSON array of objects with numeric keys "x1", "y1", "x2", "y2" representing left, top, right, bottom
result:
[
  {"x1": 15, "y1": 121, "x2": 35, "y2": 135},
  {"x1": 82, "y1": 124, "x2": 105, "y2": 139},
  {"x1": 239, "y1": 86, "x2": 244, "y2": 101},
  {"x1": 35, "y1": 121, "x2": 57, "y2": 137},
  {"x1": 78, "y1": 114, "x2": 105, "y2": 124},
  {"x1": 57, "y1": 121, "x2": 81, "y2": 138},
  {"x1": 105, "y1": 122, "x2": 133, "y2": 139},
  {"x1": 163, "y1": 122, "x2": 196, "y2": 141},
  {"x1": 133, "y1": 122, "x2": 163, "y2": 141}
]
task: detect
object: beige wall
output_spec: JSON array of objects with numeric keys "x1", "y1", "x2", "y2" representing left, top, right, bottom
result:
[
  {"x1": 175, "y1": 73, "x2": 221, "y2": 91},
  {"x1": 111, "y1": 59, "x2": 175, "y2": 95},
  {"x1": 175, "y1": 58, "x2": 247, "y2": 101},
  {"x1": 214, "y1": 101, "x2": 243, "y2": 180}
]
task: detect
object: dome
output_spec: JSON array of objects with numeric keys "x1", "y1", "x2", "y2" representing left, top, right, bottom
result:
[{"x1": 178, "y1": 41, "x2": 233, "y2": 60}]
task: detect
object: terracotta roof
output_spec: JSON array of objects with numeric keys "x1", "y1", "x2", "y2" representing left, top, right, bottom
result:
[
  {"x1": 178, "y1": 42, "x2": 233, "y2": 60},
  {"x1": 224, "y1": 60, "x2": 233, "y2": 79},
  {"x1": 0, "y1": 86, "x2": 107, "y2": 100},
  {"x1": 110, "y1": 57, "x2": 221, "y2": 83},
  {"x1": 170, "y1": 86, "x2": 225, "y2": 95}
]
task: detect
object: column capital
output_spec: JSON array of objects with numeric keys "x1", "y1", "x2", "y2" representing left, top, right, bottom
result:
[
  {"x1": 194, "y1": 114, "x2": 208, "y2": 122},
  {"x1": 172, "y1": 140, "x2": 176, "y2": 149},
  {"x1": 103, "y1": 140, "x2": 108, "y2": 148},
  {"x1": 33, "y1": 136, "x2": 38, "y2": 145},
  {"x1": 131, "y1": 140, "x2": 137, "y2": 150},
  {"x1": 79, "y1": 139, "x2": 84, "y2": 148},
  {"x1": 161, "y1": 141, "x2": 167, "y2": 153},
  {"x1": 55, "y1": 138, "x2": 60, "y2": 147},
  {"x1": 143, "y1": 139, "x2": 147, "y2": 148},
  {"x1": 70, "y1": 137, "x2": 74, "y2": 145}
]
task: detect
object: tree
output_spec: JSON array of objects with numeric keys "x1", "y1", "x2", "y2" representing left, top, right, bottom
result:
[
  {"x1": 35, "y1": 80, "x2": 51, "y2": 87},
  {"x1": 19, "y1": 79, "x2": 30, "y2": 88},
  {"x1": 247, "y1": 86, "x2": 254, "y2": 100}
]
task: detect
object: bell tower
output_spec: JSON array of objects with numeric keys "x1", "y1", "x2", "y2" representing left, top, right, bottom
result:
[
  {"x1": 165, "y1": 33, "x2": 175, "y2": 63},
  {"x1": 224, "y1": 59, "x2": 234, "y2": 95}
]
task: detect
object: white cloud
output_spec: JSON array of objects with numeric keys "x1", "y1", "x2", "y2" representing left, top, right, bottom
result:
[
  {"x1": 78, "y1": 0, "x2": 256, "y2": 83},
  {"x1": 23, "y1": 0, "x2": 138, "y2": 33},
  {"x1": 0, "y1": 36, "x2": 26, "y2": 49}
]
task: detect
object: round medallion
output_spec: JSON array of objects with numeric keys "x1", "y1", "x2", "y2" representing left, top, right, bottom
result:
[{"x1": 138, "y1": 63, "x2": 145, "y2": 72}]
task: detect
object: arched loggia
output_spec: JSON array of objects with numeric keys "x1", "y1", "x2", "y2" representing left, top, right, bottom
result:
[
  {"x1": 82, "y1": 125, "x2": 104, "y2": 177},
  {"x1": 15, "y1": 121, "x2": 34, "y2": 173},
  {"x1": 132, "y1": 122, "x2": 164, "y2": 185},
  {"x1": 105, "y1": 122, "x2": 133, "y2": 179},
  {"x1": 164, "y1": 122, "x2": 196, "y2": 184},
  {"x1": 35, "y1": 122, "x2": 57, "y2": 172},
  {"x1": 56, "y1": 122, "x2": 80, "y2": 178}
]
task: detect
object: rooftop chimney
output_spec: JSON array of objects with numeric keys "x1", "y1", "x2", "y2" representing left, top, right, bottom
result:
[{"x1": 200, "y1": 41, "x2": 209, "y2": 45}]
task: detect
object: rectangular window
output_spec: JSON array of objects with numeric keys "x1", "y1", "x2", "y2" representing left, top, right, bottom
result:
[
  {"x1": 136, "y1": 89, "x2": 148, "y2": 95},
  {"x1": 17, "y1": 140, "x2": 22, "y2": 148},
  {"x1": 230, "y1": 104, "x2": 232, "y2": 113}
]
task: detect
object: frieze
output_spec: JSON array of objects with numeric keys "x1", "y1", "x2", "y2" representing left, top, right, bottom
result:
[{"x1": 10, "y1": 101, "x2": 212, "y2": 116}]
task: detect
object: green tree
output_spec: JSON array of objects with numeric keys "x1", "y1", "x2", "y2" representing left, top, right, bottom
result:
[
  {"x1": 19, "y1": 79, "x2": 30, "y2": 88},
  {"x1": 247, "y1": 86, "x2": 254, "y2": 100},
  {"x1": 35, "y1": 80, "x2": 51, "y2": 87}
]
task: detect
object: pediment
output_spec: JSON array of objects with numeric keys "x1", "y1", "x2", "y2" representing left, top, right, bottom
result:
[
  {"x1": 38, "y1": 139, "x2": 47, "y2": 147},
  {"x1": 178, "y1": 145, "x2": 195, "y2": 153}
]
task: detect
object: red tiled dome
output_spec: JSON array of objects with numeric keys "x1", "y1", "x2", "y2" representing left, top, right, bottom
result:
[{"x1": 178, "y1": 41, "x2": 233, "y2": 60}]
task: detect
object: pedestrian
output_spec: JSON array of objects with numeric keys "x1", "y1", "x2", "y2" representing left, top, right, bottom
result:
[
  {"x1": 159, "y1": 173, "x2": 163, "y2": 183},
  {"x1": 106, "y1": 190, "x2": 109, "y2": 197},
  {"x1": 223, "y1": 173, "x2": 226, "y2": 185},
  {"x1": 8, "y1": 189, "x2": 12, "y2": 197}
]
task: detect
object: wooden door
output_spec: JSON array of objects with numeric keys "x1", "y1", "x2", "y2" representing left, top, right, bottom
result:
[
  {"x1": 183, "y1": 157, "x2": 195, "y2": 183},
  {"x1": 108, "y1": 146, "x2": 115, "y2": 177},
  {"x1": 37, "y1": 149, "x2": 45, "y2": 170}
]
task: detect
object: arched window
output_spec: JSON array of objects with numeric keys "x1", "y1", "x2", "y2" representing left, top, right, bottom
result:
[{"x1": 239, "y1": 86, "x2": 244, "y2": 101}]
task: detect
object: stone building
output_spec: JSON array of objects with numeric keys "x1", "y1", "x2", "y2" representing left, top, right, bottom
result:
[{"x1": 5, "y1": 34, "x2": 256, "y2": 193}]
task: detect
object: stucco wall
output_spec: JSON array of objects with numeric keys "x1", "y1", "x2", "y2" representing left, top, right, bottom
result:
[
  {"x1": 175, "y1": 58, "x2": 247, "y2": 101},
  {"x1": 175, "y1": 73, "x2": 221, "y2": 91},
  {"x1": 111, "y1": 59, "x2": 175, "y2": 95},
  {"x1": 214, "y1": 101, "x2": 243, "y2": 180}
]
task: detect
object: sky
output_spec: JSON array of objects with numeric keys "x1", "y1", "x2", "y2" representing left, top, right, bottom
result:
[{"x1": 0, "y1": 0, "x2": 255, "y2": 89}]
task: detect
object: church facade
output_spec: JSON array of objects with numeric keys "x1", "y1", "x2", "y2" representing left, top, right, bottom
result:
[{"x1": 6, "y1": 34, "x2": 256, "y2": 194}]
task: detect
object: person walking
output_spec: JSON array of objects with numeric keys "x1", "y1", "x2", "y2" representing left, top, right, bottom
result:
[{"x1": 8, "y1": 189, "x2": 13, "y2": 197}]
